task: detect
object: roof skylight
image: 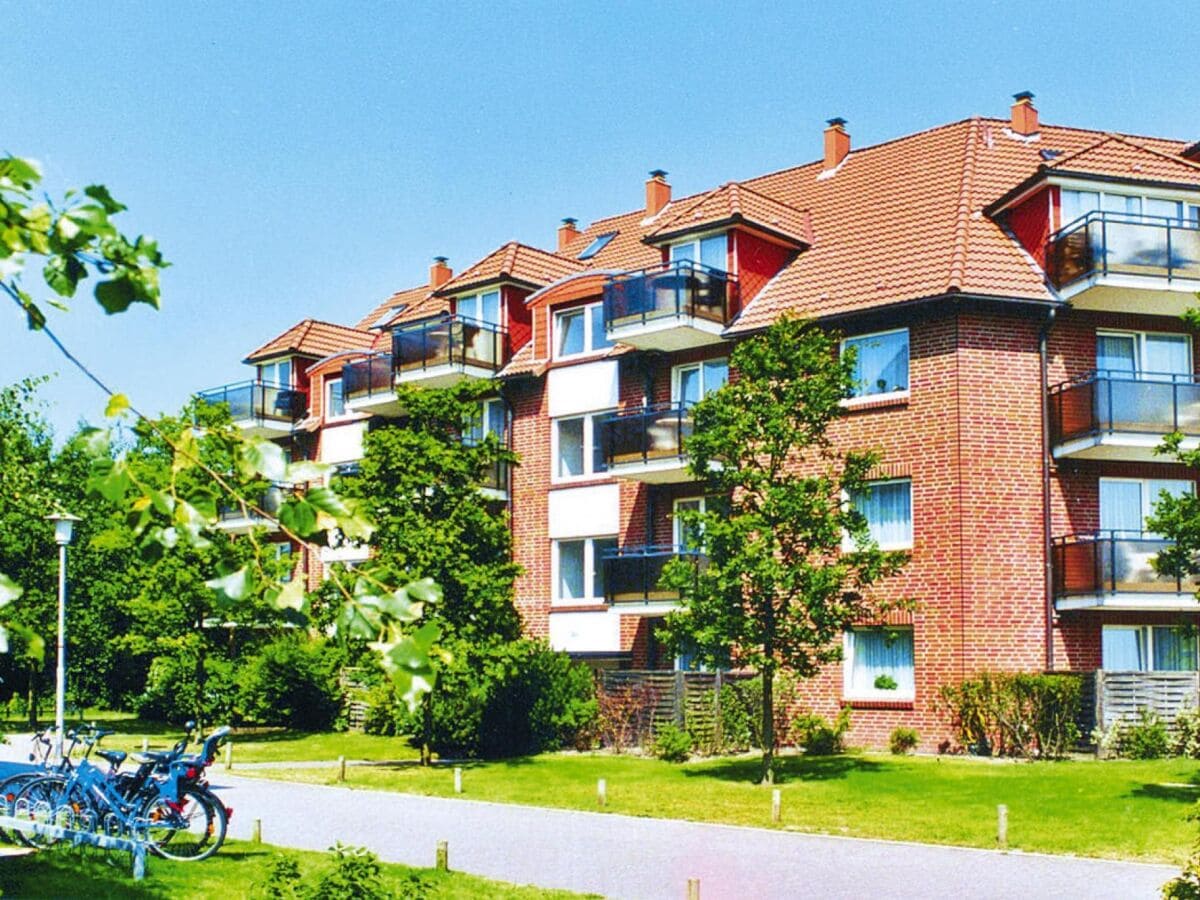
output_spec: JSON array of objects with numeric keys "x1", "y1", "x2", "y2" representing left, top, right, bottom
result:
[{"x1": 577, "y1": 232, "x2": 616, "y2": 261}]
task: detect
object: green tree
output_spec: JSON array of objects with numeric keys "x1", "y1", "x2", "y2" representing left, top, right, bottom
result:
[{"x1": 661, "y1": 316, "x2": 910, "y2": 783}]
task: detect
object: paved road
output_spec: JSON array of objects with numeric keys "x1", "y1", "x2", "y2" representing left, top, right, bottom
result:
[{"x1": 212, "y1": 772, "x2": 1179, "y2": 900}]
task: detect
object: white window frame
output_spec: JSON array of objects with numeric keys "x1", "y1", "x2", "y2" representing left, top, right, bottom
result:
[
  {"x1": 1102, "y1": 624, "x2": 1198, "y2": 672},
  {"x1": 553, "y1": 302, "x2": 610, "y2": 359},
  {"x1": 846, "y1": 477, "x2": 913, "y2": 551},
  {"x1": 672, "y1": 358, "x2": 729, "y2": 405},
  {"x1": 843, "y1": 627, "x2": 915, "y2": 701},
  {"x1": 668, "y1": 230, "x2": 728, "y2": 273},
  {"x1": 552, "y1": 535, "x2": 617, "y2": 604},
  {"x1": 325, "y1": 376, "x2": 351, "y2": 422},
  {"x1": 1058, "y1": 185, "x2": 1200, "y2": 230},
  {"x1": 551, "y1": 411, "x2": 611, "y2": 483},
  {"x1": 465, "y1": 397, "x2": 507, "y2": 446},
  {"x1": 1096, "y1": 329, "x2": 1192, "y2": 379},
  {"x1": 1099, "y1": 476, "x2": 1194, "y2": 536},
  {"x1": 258, "y1": 357, "x2": 293, "y2": 388},
  {"x1": 674, "y1": 497, "x2": 706, "y2": 550},
  {"x1": 841, "y1": 327, "x2": 910, "y2": 401},
  {"x1": 456, "y1": 289, "x2": 502, "y2": 328}
]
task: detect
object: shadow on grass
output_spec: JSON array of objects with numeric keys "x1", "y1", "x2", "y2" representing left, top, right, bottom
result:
[
  {"x1": 685, "y1": 753, "x2": 888, "y2": 784},
  {"x1": 1129, "y1": 782, "x2": 1200, "y2": 803},
  {"x1": 366, "y1": 754, "x2": 540, "y2": 773}
]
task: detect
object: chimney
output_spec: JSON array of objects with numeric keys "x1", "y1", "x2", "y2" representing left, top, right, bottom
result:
[
  {"x1": 645, "y1": 170, "x2": 671, "y2": 216},
  {"x1": 1010, "y1": 91, "x2": 1039, "y2": 135},
  {"x1": 558, "y1": 217, "x2": 581, "y2": 252},
  {"x1": 430, "y1": 256, "x2": 452, "y2": 289},
  {"x1": 824, "y1": 118, "x2": 850, "y2": 170}
]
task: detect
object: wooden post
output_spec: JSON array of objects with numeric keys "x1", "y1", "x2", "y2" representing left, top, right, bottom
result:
[
  {"x1": 674, "y1": 671, "x2": 686, "y2": 726},
  {"x1": 337, "y1": 755, "x2": 346, "y2": 782},
  {"x1": 1094, "y1": 670, "x2": 1105, "y2": 739},
  {"x1": 771, "y1": 788, "x2": 781, "y2": 823},
  {"x1": 251, "y1": 818, "x2": 262, "y2": 844},
  {"x1": 224, "y1": 742, "x2": 232, "y2": 771},
  {"x1": 712, "y1": 670, "x2": 724, "y2": 749},
  {"x1": 454, "y1": 767, "x2": 463, "y2": 794},
  {"x1": 436, "y1": 840, "x2": 448, "y2": 871},
  {"x1": 686, "y1": 877, "x2": 700, "y2": 900},
  {"x1": 597, "y1": 778, "x2": 607, "y2": 808},
  {"x1": 141, "y1": 737, "x2": 149, "y2": 752},
  {"x1": 997, "y1": 804, "x2": 1008, "y2": 849}
]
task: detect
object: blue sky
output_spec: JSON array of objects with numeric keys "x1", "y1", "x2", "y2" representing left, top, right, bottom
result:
[{"x1": 5, "y1": 0, "x2": 1199, "y2": 437}]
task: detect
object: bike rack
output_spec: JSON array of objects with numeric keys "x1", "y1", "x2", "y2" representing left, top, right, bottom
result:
[{"x1": 0, "y1": 814, "x2": 149, "y2": 879}]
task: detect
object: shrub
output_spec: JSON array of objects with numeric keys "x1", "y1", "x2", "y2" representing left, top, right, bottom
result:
[
  {"x1": 135, "y1": 651, "x2": 237, "y2": 725},
  {"x1": 1175, "y1": 708, "x2": 1200, "y2": 759},
  {"x1": 720, "y1": 674, "x2": 798, "y2": 750},
  {"x1": 309, "y1": 843, "x2": 389, "y2": 900},
  {"x1": 793, "y1": 708, "x2": 851, "y2": 755},
  {"x1": 714, "y1": 683, "x2": 753, "y2": 752},
  {"x1": 596, "y1": 681, "x2": 658, "y2": 752},
  {"x1": 1121, "y1": 709, "x2": 1170, "y2": 760},
  {"x1": 360, "y1": 682, "x2": 402, "y2": 737},
  {"x1": 236, "y1": 637, "x2": 341, "y2": 731},
  {"x1": 652, "y1": 722, "x2": 694, "y2": 763},
  {"x1": 400, "y1": 640, "x2": 598, "y2": 758},
  {"x1": 938, "y1": 671, "x2": 1081, "y2": 758},
  {"x1": 889, "y1": 726, "x2": 919, "y2": 755},
  {"x1": 254, "y1": 854, "x2": 302, "y2": 899}
]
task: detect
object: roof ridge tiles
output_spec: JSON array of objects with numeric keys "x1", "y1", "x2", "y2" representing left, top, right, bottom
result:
[{"x1": 947, "y1": 118, "x2": 983, "y2": 292}]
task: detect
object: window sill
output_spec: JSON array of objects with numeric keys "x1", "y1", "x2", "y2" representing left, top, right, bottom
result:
[
  {"x1": 549, "y1": 602, "x2": 609, "y2": 613},
  {"x1": 840, "y1": 391, "x2": 910, "y2": 412},
  {"x1": 548, "y1": 350, "x2": 614, "y2": 368},
  {"x1": 550, "y1": 475, "x2": 613, "y2": 489},
  {"x1": 841, "y1": 697, "x2": 915, "y2": 710}
]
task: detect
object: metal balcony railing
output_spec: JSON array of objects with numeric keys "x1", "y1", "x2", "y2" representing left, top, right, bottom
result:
[
  {"x1": 1046, "y1": 211, "x2": 1200, "y2": 290},
  {"x1": 1053, "y1": 532, "x2": 1187, "y2": 596},
  {"x1": 393, "y1": 315, "x2": 509, "y2": 375},
  {"x1": 196, "y1": 380, "x2": 306, "y2": 425},
  {"x1": 1048, "y1": 370, "x2": 1200, "y2": 446},
  {"x1": 599, "y1": 402, "x2": 692, "y2": 469},
  {"x1": 343, "y1": 353, "x2": 394, "y2": 403},
  {"x1": 603, "y1": 260, "x2": 736, "y2": 333},
  {"x1": 601, "y1": 544, "x2": 706, "y2": 601}
]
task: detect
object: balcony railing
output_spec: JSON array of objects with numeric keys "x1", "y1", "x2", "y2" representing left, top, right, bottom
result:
[
  {"x1": 1053, "y1": 532, "x2": 1187, "y2": 596},
  {"x1": 603, "y1": 261, "x2": 736, "y2": 333},
  {"x1": 196, "y1": 380, "x2": 307, "y2": 427},
  {"x1": 1046, "y1": 211, "x2": 1200, "y2": 291},
  {"x1": 600, "y1": 402, "x2": 692, "y2": 470},
  {"x1": 601, "y1": 544, "x2": 706, "y2": 602},
  {"x1": 343, "y1": 353, "x2": 394, "y2": 404},
  {"x1": 393, "y1": 315, "x2": 508, "y2": 376},
  {"x1": 1049, "y1": 370, "x2": 1200, "y2": 448},
  {"x1": 216, "y1": 483, "x2": 294, "y2": 531}
]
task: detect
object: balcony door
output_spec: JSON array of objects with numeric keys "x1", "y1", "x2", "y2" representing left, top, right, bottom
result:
[
  {"x1": 1099, "y1": 477, "x2": 1192, "y2": 537},
  {"x1": 1097, "y1": 331, "x2": 1190, "y2": 381}
]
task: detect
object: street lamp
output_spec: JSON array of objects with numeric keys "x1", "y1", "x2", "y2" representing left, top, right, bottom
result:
[{"x1": 45, "y1": 512, "x2": 80, "y2": 760}]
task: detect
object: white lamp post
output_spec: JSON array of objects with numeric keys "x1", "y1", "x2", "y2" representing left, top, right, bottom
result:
[{"x1": 45, "y1": 512, "x2": 80, "y2": 760}]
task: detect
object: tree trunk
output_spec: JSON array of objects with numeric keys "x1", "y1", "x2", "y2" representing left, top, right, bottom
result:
[
  {"x1": 760, "y1": 666, "x2": 775, "y2": 785},
  {"x1": 420, "y1": 694, "x2": 433, "y2": 767},
  {"x1": 26, "y1": 664, "x2": 37, "y2": 730}
]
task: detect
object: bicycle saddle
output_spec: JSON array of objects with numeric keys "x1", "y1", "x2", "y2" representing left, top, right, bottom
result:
[{"x1": 96, "y1": 749, "x2": 127, "y2": 767}]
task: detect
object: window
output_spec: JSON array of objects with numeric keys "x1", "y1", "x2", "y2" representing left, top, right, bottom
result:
[
  {"x1": 456, "y1": 290, "x2": 501, "y2": 327},
  {"x1": 554, "y1": 536, "x2": 617, "y2": 603},
  {"x1": 1097, "y1": 330, "x2": 1191, "y2": 381},
  {"x1": 325, "y1": 378, "x2": 347, "y2": 419},
  {"x1": 577, "y1": 232, "x2": 616, "y2": 261},
  {"x1": 674, "y1": 498, "x2": 705, "y2": 550},
  {"x1": 1061, "y1": 188, "x2": 1200, "y2": 227},
  {"x1": 259, "y1": 358, "x2": 292, "y2": 388},
  {"x1": 669, "y1": 233, "x2": 727, "y2": 272},
  {"x1": 553, "y1": 413, "x2": 609, "y2": 480},
  {"x1": 554, "y1": 302, "x2": 612, "y2": 358},
  {"x1": 844, "y1": 628, "x2": 915, "y2": 699},
  {"x1": 673, "y1": 358, "x2": 728, "y2": 406},
  {"x1": 274, "y1": 544, "x2": 294, "y2": 583},
  {"x1": 843, "y1": 329, "x2": 909, "y2": 397},
  {"x1": 465, "y1": 398, "x2": 506, "y2": 445},
  {"x1": 1099, "y1": 477, "x2": 1193, "y2": 536},
  {"x1": 1103, "y1": 625, "x2": 1197, "y2": 671},
  {"x1": 849, "y1": 479, "x2": 913, "y2": 550}
]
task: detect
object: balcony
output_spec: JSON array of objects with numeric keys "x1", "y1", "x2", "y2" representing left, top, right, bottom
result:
[
  {"x1": 343, "y1": 354, "x2": 402, "y2": 416},
  {"x1": 601, "y1": 544, "x2": 705, "y2": 613},
  {"x1": 215, "y1": 484, "x2": 293, "y2": 535},
  {"x1": 600, "y1": 403, "x2": 694, "y2": 483},
  {"x1": 1048, "y1": 371, "x2": 1200, "y2": 461},
  {"x1": 1052, "y1": 532, "x2": 1197, "y2": 611},
  {"x1": 1046, "y1": 211, "x2": 1200, "y2": 312},
  {"x1": 393, "y1": 315, "x2": 508, "y2": 388},
  {"x1": 603, "y1": 261, "x2": 736, "y2": 351},
  {"x1": 196, "y1": 381, "x2": 306, "y2": 438}
]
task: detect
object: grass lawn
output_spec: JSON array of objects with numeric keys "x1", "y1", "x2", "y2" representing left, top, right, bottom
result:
[
  {"x1": 0, "y1": 839, "x2": 594, "y2": 899},
  {"x1": 242, "y1": 751, "x2": 1200, "y2": 865}
]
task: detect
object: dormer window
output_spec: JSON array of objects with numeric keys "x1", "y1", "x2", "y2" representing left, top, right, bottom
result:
[
  {"x1": 1061, "y1": 188, "x2": 1200, "y2": 228},
  {"x1": 259, "y1": 358, "x2": 292, "y2": 388},
  {"x1": 669, "y1": 234, "x2": 727, "y2": 273},
  {"x1": 554, "y1": 302, "x2": 612, "y2": 358},
  {"x1": 456, "y1": 290, "x2": 501, "y2": 327},
  {"x1": 577, "y1": 232, "x2": 616, "y2": 261}
]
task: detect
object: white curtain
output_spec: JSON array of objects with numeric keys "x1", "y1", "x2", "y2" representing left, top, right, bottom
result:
[
  {"x1": 1102, "y1": 627, "x2": 1148, "y2": 671},
  {"x1": 850, "y1": 630, "x2": 914, "y2": 694},
  {"x1": 849, "y1": 331, "x2": 908, "y2": 395},
  {"x1": 853, "y1": 481, "x2": 911, "y2": 547}
]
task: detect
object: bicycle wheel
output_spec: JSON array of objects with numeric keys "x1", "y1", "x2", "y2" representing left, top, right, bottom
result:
[
  {"x1": 11, "y1": 776, "x2": 75, "y2": 848},
  {"x1": 0, "y1": 772, "x2": 43, "y2": 843},
  {"x1": 140, "y1": 786, "x2": 227, "y2": 861}
]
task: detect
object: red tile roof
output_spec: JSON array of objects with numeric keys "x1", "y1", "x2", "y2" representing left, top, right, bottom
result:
[
  {"x1": 244, "y1": 319, "x2": 376, "y2": 363},
  {"x1": 354, "y1": 283, "x2": 445, "y2": 331},
  {"x1": 646, "y1": 181, "x2": 812, "y2": 247},
  {"x1": 436, "y1": 241, "x2": 585, "y2": 295},
  {"x1": 1043, "y1": 132, "x2": 1200, "y2": 184}
]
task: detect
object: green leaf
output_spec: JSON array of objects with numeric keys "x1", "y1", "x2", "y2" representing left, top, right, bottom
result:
[
  {"x1": 43, "y1": 254, "x2": 86, "y2": 298},
  {"x1": 205, "y1": 567, "x2": 254, "y2": 602},
  {"x1": 305, "y1": 486, "x2": 349, "y2": 517},
  {"x1": 405, "y1": 578, "x2": 442, "y2": 605},
  {"x1": 240, "y1": 439, "x2": 286, "y2": 483},
  {"x1": 104, "y1": 393, "x2": 130, "y2": 418},
  {"x1": 87, "y1": 460, "x2": 131, "y2": 503},
  {"x1": 95, "y1": 276, "x2": 137, "y2": 314},
  {"x1": 285, "y1": 460, "x2": 332, "y2": 484},
  {"x1": 83, "y1": 184, "x2": 127, "y2": 215},
  {"x1": 336, "y1": 600, "x2": 379, "y2": 642},
  {"x1": 272, "y1": 578, "x2": 306, "y2": 613},
  {"x1": 0, "y1": 573, "x2": 23, "y2": 606},
  {"x1": 278, "y1": 498, "x2": 317, "y2": 536},
  {"x1": 0, "y1": 156, "x2": 42, "y2": 188}
]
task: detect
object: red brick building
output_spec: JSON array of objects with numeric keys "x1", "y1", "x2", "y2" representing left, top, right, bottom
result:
[{"x1": 199, "y1": 94, "x2": 1200, "y2": 746}]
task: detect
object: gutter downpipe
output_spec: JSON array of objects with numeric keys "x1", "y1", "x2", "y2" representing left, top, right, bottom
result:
[{"x1": 1040, "y1": 305, "x2": 1058, "y2": 672}]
